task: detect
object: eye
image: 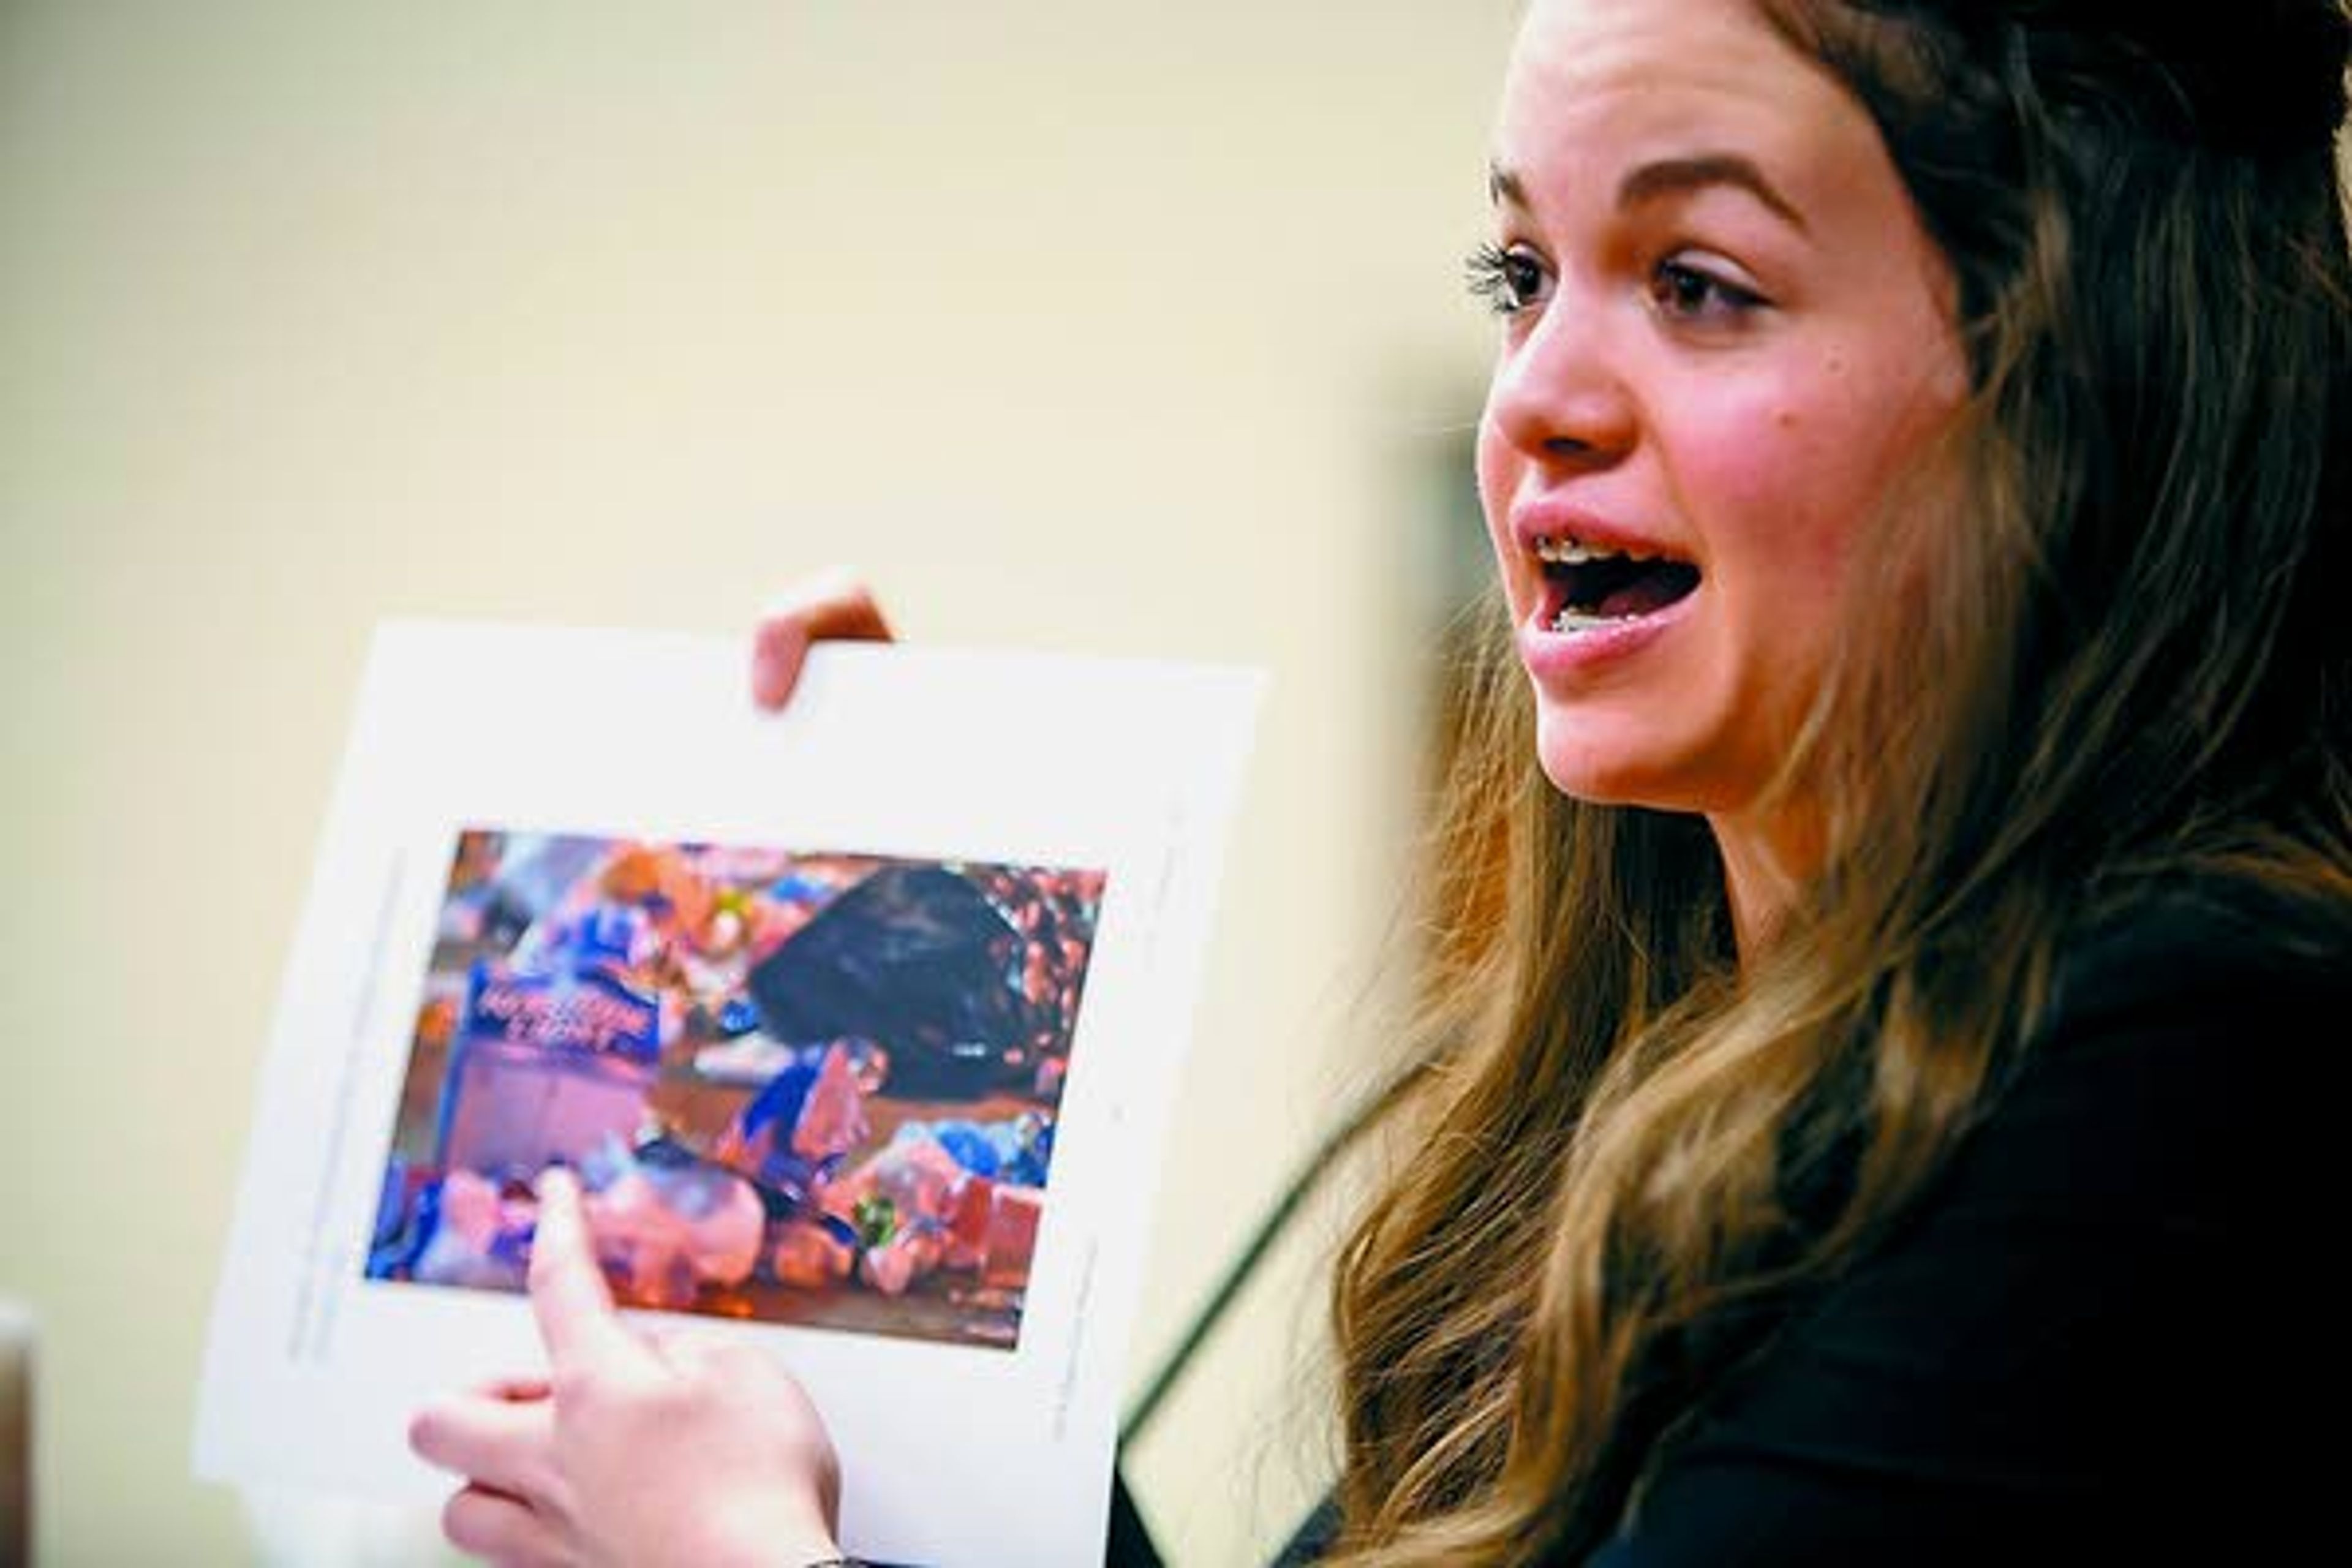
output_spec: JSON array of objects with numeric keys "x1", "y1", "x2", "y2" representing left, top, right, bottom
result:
[
  {"x1": 1649, "y1": 255, "x2": 1767, "y2": 326},
  {"x1": 1466, "y1": 241, "x2": 1549, "y2": 317}
]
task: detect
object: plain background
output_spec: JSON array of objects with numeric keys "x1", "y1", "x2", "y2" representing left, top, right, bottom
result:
[{"x1": 0, "y1": 2, "x2": 1518, "y2": 1564}]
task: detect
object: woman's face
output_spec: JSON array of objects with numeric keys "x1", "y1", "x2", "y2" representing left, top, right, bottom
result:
[{"x1": 1477, "y1": 0, "x2": 1967, "y2": 862}]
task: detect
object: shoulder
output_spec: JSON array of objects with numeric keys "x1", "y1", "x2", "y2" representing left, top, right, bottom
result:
[
  {"x1": 2037, "y1": 880, "x2": 2352, "y2": 1041},
  {"x1": 1956, "y1": 884, "x2": 2342, "y2": 1213},
  {"x1": 1993, "y1": 883, "x2": 2350, "y2": 1223},
  {"x1": 1585, "y1": 886, "x2": 2349, "y2": 1566}
]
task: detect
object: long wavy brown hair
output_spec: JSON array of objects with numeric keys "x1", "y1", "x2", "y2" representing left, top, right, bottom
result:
[{"x1": 1326, "y1": 2, "x2": 2352, "y2": 1561}]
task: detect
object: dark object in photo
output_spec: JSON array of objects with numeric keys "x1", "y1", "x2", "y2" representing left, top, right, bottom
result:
[{"x1": 748, "y1": 864, "x2": 1035, "y2": 1100}]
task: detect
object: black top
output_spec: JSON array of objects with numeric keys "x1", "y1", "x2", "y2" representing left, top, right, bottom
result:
[{"x1": 1125, "y1": 891, "x2": 2349, "y2": 1566}]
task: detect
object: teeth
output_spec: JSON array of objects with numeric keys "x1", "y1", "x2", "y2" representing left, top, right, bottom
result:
[
  {"x1": 1551, "y1": 607, "x2": 1640, "y2": 634},
  {"x1": 1534, "y1": 533, "x2": 1653, "y2": 565}
]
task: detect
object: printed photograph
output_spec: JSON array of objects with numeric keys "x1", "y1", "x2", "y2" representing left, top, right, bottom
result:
[{"x1": 363, "y1": 828, "x2": 1110, "y2": 1351}]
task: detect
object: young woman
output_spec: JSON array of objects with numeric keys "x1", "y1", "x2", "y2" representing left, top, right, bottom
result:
[{"x1": 410, "y1": 0, "x2": 2352, "y2": 1561}]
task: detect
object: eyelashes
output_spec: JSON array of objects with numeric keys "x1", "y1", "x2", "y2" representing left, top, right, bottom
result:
[
  {"x1": 1465, "y1": 241, "x2": 1544, "y2": 317},
  {"x1": 1465, "y1": 241, "x2": 1771, "y2": 327}
]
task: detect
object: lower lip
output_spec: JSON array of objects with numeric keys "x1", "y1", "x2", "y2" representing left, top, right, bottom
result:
[{"x1": 1514, "y1": 591, "x2": 1694, "y2": 682}]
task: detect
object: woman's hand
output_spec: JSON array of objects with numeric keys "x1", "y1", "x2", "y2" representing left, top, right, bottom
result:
[
  {"x1": 750, "y1": 568, "x2": 895, "y2": 710},
  {"x1": 409, "y1": 1170, "x2": 846, "y2": 1568}
]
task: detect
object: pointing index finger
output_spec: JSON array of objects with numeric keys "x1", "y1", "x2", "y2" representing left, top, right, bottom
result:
[{"x1": 527, "y1": 1167, "x2": 638, "y2": 1373}]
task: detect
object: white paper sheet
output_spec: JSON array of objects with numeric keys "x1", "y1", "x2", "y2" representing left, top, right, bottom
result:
[{"x1": 194, "y1": 619, "x2": 1264, "y2": 1567}]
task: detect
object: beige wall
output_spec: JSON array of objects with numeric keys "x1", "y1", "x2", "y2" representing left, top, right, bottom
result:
[{"x1": 0, "y1": 3, "x2": 1517, "y2": 1564}]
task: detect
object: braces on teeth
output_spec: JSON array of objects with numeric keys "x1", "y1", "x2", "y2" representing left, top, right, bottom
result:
[
  {"x1": 1551, "y1": 607, "x2": 1643, "y2": 633},
  {"x1": 1534, "y1": 534, "x2": 1662, "y2": 565},
  {"x1": 1539, "y1": 533, "x2": 1657, "y2": 633}
]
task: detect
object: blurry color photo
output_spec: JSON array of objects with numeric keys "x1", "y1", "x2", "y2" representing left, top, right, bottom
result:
[{"x1": 364, "y1": 828, "x2": 1109, "y2": 1351}]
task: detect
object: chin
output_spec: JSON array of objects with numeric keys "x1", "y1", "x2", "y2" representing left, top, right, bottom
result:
[
  {"x1": 1526, "y1": 686, "x2": 1756, "y2": 818},
  {"x1": 1531, "y1": 717, "x2": 1662, "y2": 809}
]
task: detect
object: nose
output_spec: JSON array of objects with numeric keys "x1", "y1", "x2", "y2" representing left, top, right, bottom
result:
[{"x1": 1481, "y1": 294, "x2": 1638, "y2": 468}]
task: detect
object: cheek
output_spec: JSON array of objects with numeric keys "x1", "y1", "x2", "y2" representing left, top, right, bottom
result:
[
  {"x1": 1679, "y1": 390, "x2": 1871, "y2": 594},
  {"x1": 1687, "y1": 363, "x2": 1934, "y2": 600}
]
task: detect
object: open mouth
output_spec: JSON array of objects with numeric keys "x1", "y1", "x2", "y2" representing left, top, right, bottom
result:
[{"x1": 1536, "y1": 535, "x2": 1700, "y2": 633}]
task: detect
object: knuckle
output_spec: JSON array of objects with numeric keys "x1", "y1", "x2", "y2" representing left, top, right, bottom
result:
[{"x1": 549, "y1": 1364, "x2": 603, "y2": 1410}]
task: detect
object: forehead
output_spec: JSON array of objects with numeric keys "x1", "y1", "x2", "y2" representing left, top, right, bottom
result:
[{"x1": 1496, "y1": 0, "x2": 1877, "y2": 206}]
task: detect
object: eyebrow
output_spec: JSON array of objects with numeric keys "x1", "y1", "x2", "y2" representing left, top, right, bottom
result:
[{"x1": 1489, "y1": 153, "x2": 1809, "y2": 232}]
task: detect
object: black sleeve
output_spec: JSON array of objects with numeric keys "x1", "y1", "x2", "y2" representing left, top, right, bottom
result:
[
  {"x1": 1271, "y1": 1493, "x2": 1343, "y2": 1566},
  {"x1": 1106, "y1": 1463, "x2": 1165, "y2": 1568},
  {"x1": 1584, "y1": 937, "x2": 2342, "y2": 1566}
]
